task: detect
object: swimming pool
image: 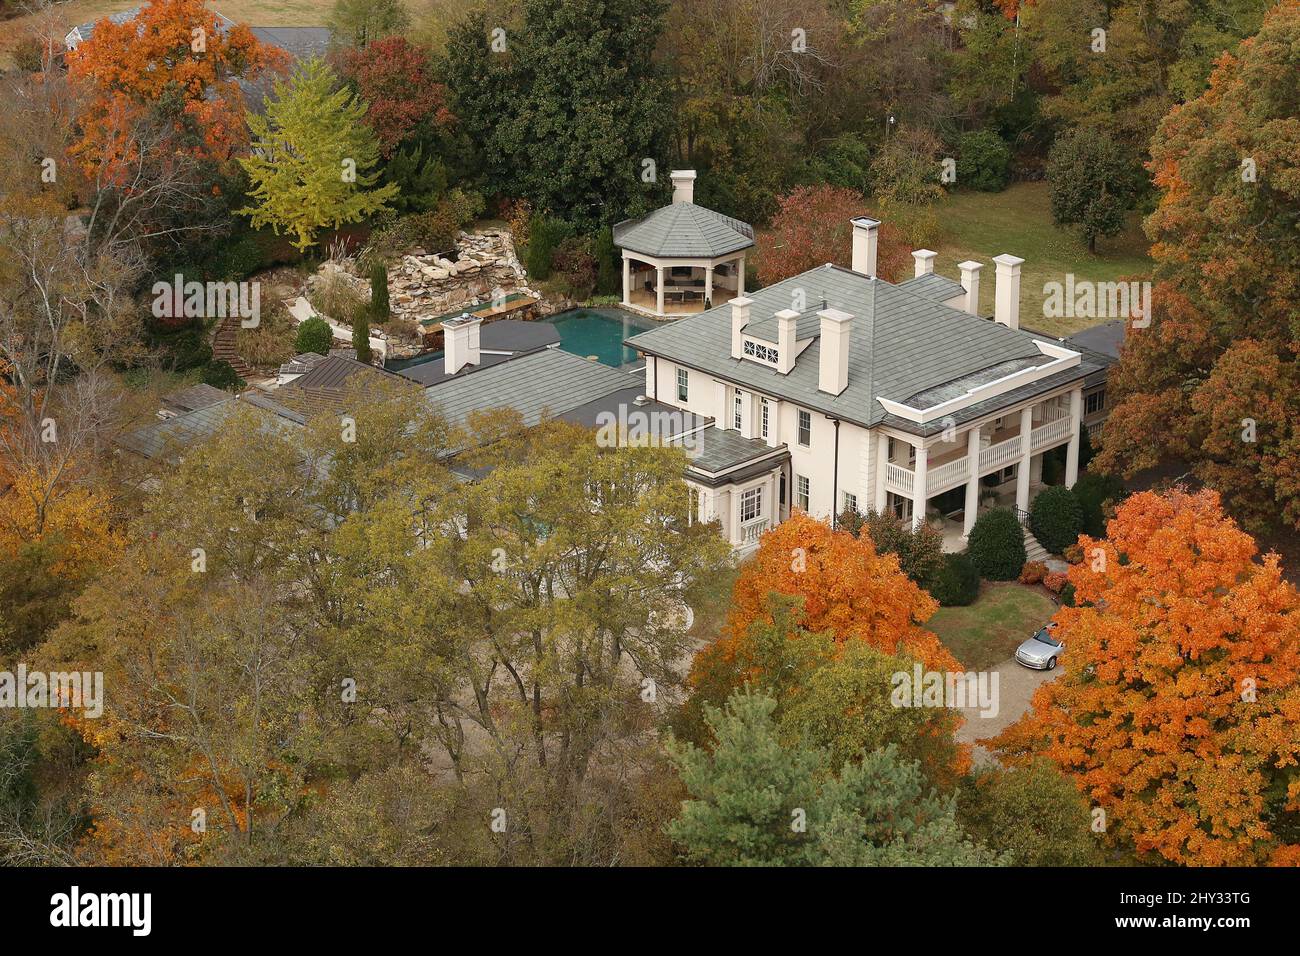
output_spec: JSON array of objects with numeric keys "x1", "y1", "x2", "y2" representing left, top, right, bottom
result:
[
  {"x1": 541, "y1": 308, "x2": 661, "y2": 368},
  {"x1": 387, "y1": 307, "x2": 662, "y2": 373}
]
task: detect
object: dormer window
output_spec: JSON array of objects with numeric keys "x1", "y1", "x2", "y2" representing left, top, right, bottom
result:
[{"x1": 742, "y1": 338, "x2": 779, "y2": 366}]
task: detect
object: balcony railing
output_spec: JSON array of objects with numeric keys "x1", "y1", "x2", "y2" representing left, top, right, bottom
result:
[
  {"x1": 740, "y1": 518, "x2": 769, "y2": 546},
  {"x1": 883, "y1": 404, "x2": 1078, "y2": 498}
]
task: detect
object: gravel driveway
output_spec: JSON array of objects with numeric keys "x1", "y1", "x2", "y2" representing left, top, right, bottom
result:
[{"x1": 955, "y1": 658, "x2": 1065, "y2": 766}]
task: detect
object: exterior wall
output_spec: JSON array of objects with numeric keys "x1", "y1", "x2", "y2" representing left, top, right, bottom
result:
[{"x1": 638, "y1": 350, "x2": 1084, "y2": 549}]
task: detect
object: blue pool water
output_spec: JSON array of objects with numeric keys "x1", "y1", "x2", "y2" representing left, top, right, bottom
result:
[
  {"x1": 541, "y1": 308, "x2": 660, "y2": 368},
  {"x1": 386, "y1": 307, "x2": 662, "y2": 373}
]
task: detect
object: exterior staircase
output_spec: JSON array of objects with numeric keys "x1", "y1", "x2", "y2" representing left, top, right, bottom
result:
[
  {"x1": 211, "y1": 316, "x2": 253, "y2": 380},
  {"x1": 1023, "y1": 529, "x2": 1050, "y2": 563},
  {"x1": 1013, "y1": 508, "x2": 1051, "y2": 562}
]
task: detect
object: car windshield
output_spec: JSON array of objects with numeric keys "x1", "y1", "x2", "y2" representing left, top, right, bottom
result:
[{"x1": 1032, "y1": 628, "x2": 1060, "y2": 647}]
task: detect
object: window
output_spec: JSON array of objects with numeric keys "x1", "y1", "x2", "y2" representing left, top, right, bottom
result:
[
  {"x1": 733, "y1": 390, "x2": 744, "y2": 430},
  {"x1": 888, "y1": 437, "x2": 916, "y2": 466},
  {"x1": 1085, "y1": 389, "x2": 1106, "y2": 416},
  {"x1": 797, "y1": 409, "x2": 811, "y2": 447},
  {"x1": 760, "y1": 400, "x2": 770, "y2": 440},
  {"x1": 889, "y1": 492, "x2": 912, "y2": 521},
  {"x1": 676, "y1": 367, "x2": 689, "y2": 402},
  {"x1": 796, "y1": 474, "x2": 810, "y2": 511},
  {"x1": 743, "y1": 339, "x2": 779, "y2": 365},
  {"x1": 843, "y1": 491, "x2": 858, "y2": 514},
  {"x1": 740, "y1": 486, "x2": 763, "y2": 523}
]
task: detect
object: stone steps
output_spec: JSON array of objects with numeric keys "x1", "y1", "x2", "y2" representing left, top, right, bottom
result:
[
  {"x1": 1023, "y1": 529, "x2": 1050, "y2": 563},
  {"x1": 211, "y1": 316, "x2": 253, "y2": 379}
]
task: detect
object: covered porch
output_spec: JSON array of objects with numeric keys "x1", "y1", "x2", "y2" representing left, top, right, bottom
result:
[
  {"x1": 683, "y1": 426, "x2": 789, "y2": 553},
  {"x1": 874, "y1": 388, "x2": 1083, "y2": 547},
  {"x1": 621, "y1": 252, "x2": 746, "y2": 318}
]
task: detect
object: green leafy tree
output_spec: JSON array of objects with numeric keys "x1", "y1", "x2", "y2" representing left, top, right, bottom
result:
[
  {"x1": 594, "y1": 226, "x2": 619, "y2": 296},
  {"x1": 966, "y1": 508, "x2": 1026, "y2": 581},
  {"x1": 1046, "y1": 127, "x2": 1139, "y2": 251},
  {"x1": 1029, "y1": 486, "x2": 1083, "y2": 555},
  {"x1": 327, "y1": 0, "x2": 410, "y2": 50},
  {"x1": 1072, "y1": 471, "x2": 1126, "y2": 538},
  {"x1": 958, "y1": 760, "x2": 1103, "y2": 866},
  {"x1": 294, "y1": 316, "x2": 334, "y2": 355},
  {"x1": 677, "y1": 595, "x2": 965, "y2": 788},
  {"x1": 239, "y1": 58, "x2": 398, "y2": 251},
  {"x1": 926, "y1": 552, "x2": 981, "y2": 607},
  {"x1": 442, "y1": 0, "x2": 671, "y2": 229},
  {"x1": 957, "y1": 129, "x2": 1012, "y2": 192}
]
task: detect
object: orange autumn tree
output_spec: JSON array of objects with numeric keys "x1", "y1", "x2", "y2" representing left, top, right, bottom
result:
[
  {"x1": 66, "y1": 0, "x2": 289, "y2": 180},
  {"x1": 992, "y1": 489, "x2": 1300, "y2": 866},
  {"x1": 691, "y1": 512, "x2": 961, "y2": 691}
]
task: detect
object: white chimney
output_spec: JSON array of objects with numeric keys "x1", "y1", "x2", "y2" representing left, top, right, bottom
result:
[
  {"x1": 775, "y1": 308, "x2": 798, "y2": 374},
  {"x1": 993, "y1": 254, "x2": 1024, "y2": 330},
  {"x1": 817, "y1": 307, "x2": 853, "y2": 395},
  {"x1": 958, "y1": 260, "x2": 982, "y2": 316},
  {"x1": 671, "y1": 169, "x2": 697, "y2": 205},
  {"x1": 442, "y1": 314, "x2": 482, "y2": 375},
  {"x1": 730, "y1": 296, "x2": 752, "y2": 359},
  {"x1": 850, "y1": 216, "x2": 880, "y2": 277},
  {"x1": 912, "y1": 249, "x2": 937, "y2": 278}
]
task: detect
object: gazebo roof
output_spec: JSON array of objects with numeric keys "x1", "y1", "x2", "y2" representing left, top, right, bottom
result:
[{"x1": 614, "y1": 203, "x2": 754, "y2": 260}]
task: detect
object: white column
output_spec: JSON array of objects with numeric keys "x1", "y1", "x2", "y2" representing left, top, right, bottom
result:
[
  {"x1": 912, "y1": 442, "x2": 929, "y2": 532},
  {"x1": 1015, "y1": 405, "x2": 1033, "y2": 513},
  {"x1": 874, "y1": 432, "x2": 889, "y2": 513},
  {"x1": 656, "y1": 265, "x2": 665, "y2": 315},
  {"x1": 622, "y1": 256, "x2": 631, "y2": 305},
  {"x1": 1065, "y1": 387, "x2": 1083, "y2": 487},
  {"x1": 737, "y1": 257, "x2": 745, "y2": 297},
  {"x1": 704, "y1": 263, "x2": 714, "y2": 308},
  {"x1": 963, "y1": 424, "x2": 981, "y2": 538}
]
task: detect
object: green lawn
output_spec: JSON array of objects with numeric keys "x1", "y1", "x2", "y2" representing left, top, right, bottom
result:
[
  {"x1": 932, "y1": 182, "x2": 1153, "y2": 337},
  {"x1": 928, "y1": 582, "x2": 1058, "y2": 671}
]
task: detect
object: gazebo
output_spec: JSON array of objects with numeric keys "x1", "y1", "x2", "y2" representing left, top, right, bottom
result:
[{"x1": 613, "y1": 171, "x2": 754, "y2": 317}]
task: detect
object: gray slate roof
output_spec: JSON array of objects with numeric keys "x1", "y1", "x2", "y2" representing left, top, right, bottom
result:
[
  {"x1": 116, "y1": 392, "x2": 302, "y2": 460},
  {"x1": 397, "y1": 320, "x2": 562, "y2": 387},
  {"x1": 1065, "y1": 319, "x2": 1126, "y2": 361},
  {"x1": 682, "y1": 426, "x2": 786, "y2": 474},
  {"x1": 423, "y1": 348, "x2": 638, "y2": 430},
  {"x1": 160, "y1": 383, "x2": 229, "y2": 416},
  {"x1": 897, "y1": 272, "x2": 967, "y2": 302},
  {"x1": 614, "y1": 203, "x2": 754, "y2": 259},
  {"x1": 627, "y1": 263, "x2": 1100, "y2": 437}
]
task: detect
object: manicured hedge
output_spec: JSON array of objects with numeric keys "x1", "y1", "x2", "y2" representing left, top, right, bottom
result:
[
  {"x1": 1030, "y1": 485, "x2": 1083, "y2": 555},
  {"x1": 966, "y1": 508, "x2": 1027, "y2": 581},
  {"x1": 294, "y1": 316, "x2": 334, "y2": 356},
  {"x1": 926, "y1": 552, "x2": 981, "y2": 607}
]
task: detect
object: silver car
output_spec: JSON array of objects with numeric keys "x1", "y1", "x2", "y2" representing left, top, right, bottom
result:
[{"x1": 1015, "y1": 623, "x2": 1063, "y2": 670}]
